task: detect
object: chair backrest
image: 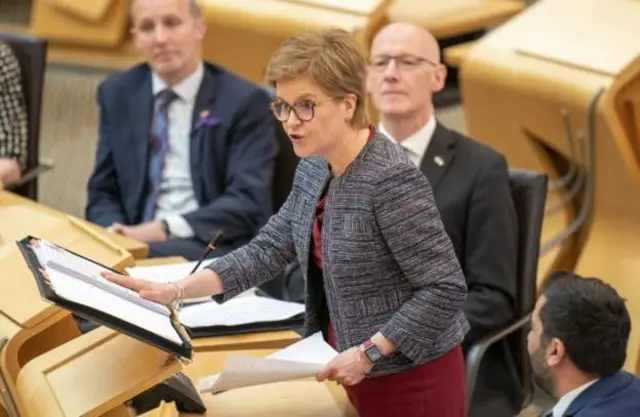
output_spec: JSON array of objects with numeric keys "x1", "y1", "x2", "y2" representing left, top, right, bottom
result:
[
  {"x1": 507, "y1": 169, "x2": 548, "y2": 402},
  {"x1": 0, "y1": 32, "x2": 47, "y2": 200},
  {"x1": 261, "y1": 86, "x2": 299, "y2": 212},
  {"x1": 272, "y1": 121, "x2": 299, "y2": 212}
]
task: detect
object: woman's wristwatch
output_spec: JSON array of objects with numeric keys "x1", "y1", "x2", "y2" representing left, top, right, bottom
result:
[{"x1": 360, "y1": 339, "x2": 384, "y2": 365}]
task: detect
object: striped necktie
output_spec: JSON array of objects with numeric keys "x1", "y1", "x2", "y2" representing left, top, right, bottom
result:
[{"x1": 142, "y1": 88, "x2": 178, "y2": 222}]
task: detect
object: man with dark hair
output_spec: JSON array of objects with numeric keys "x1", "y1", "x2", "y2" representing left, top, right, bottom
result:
[{"x1": 528, "y1": 271, "x2": 640, "y2": 416}]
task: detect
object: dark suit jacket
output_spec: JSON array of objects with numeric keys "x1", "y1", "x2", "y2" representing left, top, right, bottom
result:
[
  {"x1": 564, "y1": 371, "x2": 640, "y2": 416},
  {"x1": 209, "y1": 130, "x2": 469, "y2": 377},
  {"x1": 86, "y1": 62, "x2": 278, "y2": 249},
  {"x1": 420, "y1": 123, "x2": 520, "y2": 416}
]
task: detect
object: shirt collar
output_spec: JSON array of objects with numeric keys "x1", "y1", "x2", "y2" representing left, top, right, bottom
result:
[
  {"x1": 379, "y1": 115, "x2": 437, "y2": 163},
  {"x1": 553, "y1": 379, "x2": 599, "y2": 417},
  {"x1": 152, "y1": 62, "x2": 204, "y2": 102}
]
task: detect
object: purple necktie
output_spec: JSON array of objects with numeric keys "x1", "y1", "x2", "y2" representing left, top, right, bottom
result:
[{"x1": 142, "y1": 89, "x2": 178, "y2": 222}]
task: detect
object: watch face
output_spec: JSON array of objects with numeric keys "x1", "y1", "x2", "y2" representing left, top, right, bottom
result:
[{"x1": 365, "y1": 345, "x2": 383, "y2": 362}]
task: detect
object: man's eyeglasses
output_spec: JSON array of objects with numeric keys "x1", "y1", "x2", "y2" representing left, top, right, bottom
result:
[
  {"x1": 270, "y1": 97, "x2": 339, "y2": 123},
  {"x1": 369, "y1": 54, "x2": 439, "y2": 72}
]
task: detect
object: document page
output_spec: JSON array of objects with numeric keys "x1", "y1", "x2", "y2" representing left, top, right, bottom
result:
[
  {"x1": 126, "y1": 261, "x2": 211, "y2": 304},
  {"x1": 33, "y1": 239, "x2": 170, "y2": 316},
  {"x1": 44, "y1": 266, "x2": 183, "y2": 345},
  {"x1": 198, "y1": 332, "x2": 338, "y2": 394},
  {"x1": 178, "y1": 295, "x2": 304, "y2": 328}
]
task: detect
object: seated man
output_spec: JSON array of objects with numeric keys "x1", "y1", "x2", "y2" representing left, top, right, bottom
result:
[
  {"x1": 530, "y1": 271, "x2": 640, "y2": 416},
  {"x1": 86, "y1": 0, "x2": 278, "y2": 260},
  {"x1": 367, "y1": 23, "x2": 520, "y2": 417},
  {"x1": 0, "y1": 42, "x2": 28, "y2": 186}
]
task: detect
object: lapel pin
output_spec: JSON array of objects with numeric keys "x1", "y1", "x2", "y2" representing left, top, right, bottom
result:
[{"x1": 434, "y1": 156, "x2": 444, "y2": 167}]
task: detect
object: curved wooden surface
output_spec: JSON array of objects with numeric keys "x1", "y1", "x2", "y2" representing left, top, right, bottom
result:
[
  {"x1": 16, "y1": 327, "x2": 181, "y2": 417},
  {"x1": 29, "y1": 0, "x2": 129, "y2": 47},
  {"x1": 198, "y1": 0, "x2": 390, "y2": 84},
  {"x1": 387, "y1": 0, "x2": 526, "y2": 39},
  {"x1": 0, "y1": 191, "x2": 146, "y2": 415},
  {"x1": 460, "y1": 0, "x2": 640, "y2": 373},
  {"x1": 142, "y1": 348, "x2": 356, "y2": 417}
]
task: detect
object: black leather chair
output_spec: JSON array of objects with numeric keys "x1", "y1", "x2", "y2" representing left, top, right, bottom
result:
[
  {"x1": 465, "y1": 169, "x2": 548, "y2": 416},
  {"x1": 271, "y1": 119, "x2": 299, "y2": 212},
  {"x1": 0, "y1": 31, "x2": 52, "y2": 201}
]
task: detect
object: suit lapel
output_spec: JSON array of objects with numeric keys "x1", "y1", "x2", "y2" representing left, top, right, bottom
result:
[
  {"x1": 130, "y1": 71, "x2": 153, "y2": 207},
  {"x1": 189, "y1": 64, "x2": 222, "y2": 201},
  {"x1": 190, "y1": 64, "x2": 221, "y2": 138},
  {"x1": 419, "y1": 122, "x2": 457, "y2": 191}
]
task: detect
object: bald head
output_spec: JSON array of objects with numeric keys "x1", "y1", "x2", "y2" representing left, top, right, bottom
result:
[
  {"x1": 371, "y1": 22, "x2": 440, "y2": 65},
  {"x1": 366, "y1": 22, "x2": 447, "y2": 141}
]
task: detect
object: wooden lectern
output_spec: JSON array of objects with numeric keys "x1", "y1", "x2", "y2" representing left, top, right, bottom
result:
[
  {"x1": 0, "y1": 191, "x2": 148, "y2": 259},
  {"x1": 459, "y1": 0, "x2": 640, "y2": 373},
  {"x1": 15, "y1": 327, "x2": 183, "y2": 417},
  {"x1": 140, "y1": 348, "x2": 356, "y2": 417},
  {"x1": 0, "y1": 192, "x2": 142, "y2": 416}
]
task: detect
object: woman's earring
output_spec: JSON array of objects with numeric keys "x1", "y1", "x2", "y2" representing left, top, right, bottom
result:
[{"x1": 345, "y1": 115, "x2": 352, "y2": 122}]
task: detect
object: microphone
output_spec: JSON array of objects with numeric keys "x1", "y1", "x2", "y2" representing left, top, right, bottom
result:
[{"x1": 190, "y1": 230, "x2": 224, "y2": 275}]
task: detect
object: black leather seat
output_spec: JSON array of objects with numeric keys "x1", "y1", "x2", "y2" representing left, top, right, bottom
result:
[
  {"x1": 465, "y1": 169, "x2": 548, "y2": 415},
  {"x1": 271, "y1": 119, "x2": 299, "y2": 212},
  {"x1": 0, "y1": 31, "x2": 52, "y2": 200}
]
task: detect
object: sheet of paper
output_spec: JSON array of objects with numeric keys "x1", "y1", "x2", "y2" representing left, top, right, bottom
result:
[
  {"x1": 45, "y1": 267, "x2": 183, "y2": 345},
  {"x1": 178, "y1": 295, "x2": 304, "y2": 328},
  {"x1": 126, "y1": 261, "x2": 213, "y2": 304},
  {"x1": 198, "y1": 332, "x2": 338, "y2": 394},
  {"x1": 126, "y1": 261, "x2": 260, "y2": 304},
  {"x1": 32, "y1": 239, "x2": 171, "y2": 316}
]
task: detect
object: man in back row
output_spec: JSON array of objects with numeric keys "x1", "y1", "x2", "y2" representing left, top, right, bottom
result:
[
  {"x1": 530, "y1": 271, "x2": 640, "y2": 416},
  {"x1": 367, "y1": 23, "x2": 520, "y2": 417},
  {"x1": 86, "y1": 0, "x2": 278, "y2": 260}
]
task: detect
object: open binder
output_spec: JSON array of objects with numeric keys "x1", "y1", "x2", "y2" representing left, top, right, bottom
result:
[
  {"x1": 17, "y1": 236, "x2": 305, "y2": 359},
  {"x1": 17, "y1": 236, "x2": 194, "y2": 360}
]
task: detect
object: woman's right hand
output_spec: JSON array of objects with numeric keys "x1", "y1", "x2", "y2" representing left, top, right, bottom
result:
[{"x1": 101, "y1": 271, "x2": 179, "y2": 306}]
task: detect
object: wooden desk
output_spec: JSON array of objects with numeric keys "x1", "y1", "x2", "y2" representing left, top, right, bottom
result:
[
  {"x1": 199, "y1": 0, "x2": 391, "y2": 85},
  {"x1": 15, "y1": 327, "x2": 182, "y2": 417},
  {"x1": 459, "y1": 0, "x2": 640, "y2": 372},
  {"x1": 387, "y1": 0, "x2": 526, "y2": 39},
  {"x1": 143, "y1": 348, "x2": 357, "y2": 417},
  {"x1": 0, "y1": 191, "x2": 148, "y2": 259}
]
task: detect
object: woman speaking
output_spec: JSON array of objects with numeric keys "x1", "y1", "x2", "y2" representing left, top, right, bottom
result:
[{"x1": 106, "y1": 28, "x2": 469, "y2": 417}]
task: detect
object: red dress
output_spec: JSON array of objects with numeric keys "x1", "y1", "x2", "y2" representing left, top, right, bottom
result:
[{"x1": 310, "y1": 129, "x2": 466, "y2": 417}]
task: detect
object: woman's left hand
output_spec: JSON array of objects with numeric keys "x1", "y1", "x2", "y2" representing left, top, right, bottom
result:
[{"x1": 315, "y1": 347, "x2": 372, "y2": 386}]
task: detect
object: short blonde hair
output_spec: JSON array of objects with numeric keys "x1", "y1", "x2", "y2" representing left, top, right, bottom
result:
[{"x1": 265, "y1": 28, "x2": 369, "y2": 128}]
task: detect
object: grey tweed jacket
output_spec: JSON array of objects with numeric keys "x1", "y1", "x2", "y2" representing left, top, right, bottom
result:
[{"x1": 208, "y1": 131, "x2": 469, "y2": 377}]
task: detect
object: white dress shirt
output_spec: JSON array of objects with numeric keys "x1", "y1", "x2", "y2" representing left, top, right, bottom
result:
[
  {"x1": 151, "y1": 63, "x2": 204, "y2": 238},
  {"x1": 552, "y1": 379, "x2": 599, "y2": 417},
  {"x1": 378, "y1": 115, "x2": 437, "y2": 168}
]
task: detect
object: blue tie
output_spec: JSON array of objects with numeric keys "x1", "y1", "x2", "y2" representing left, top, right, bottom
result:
[{"x1": 142, "y1": 89, "x2": 178, "y2": 222}]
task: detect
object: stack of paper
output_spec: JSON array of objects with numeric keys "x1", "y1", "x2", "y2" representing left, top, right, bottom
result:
[
  {"x1": 127, "y1": 262, "x2": 305, "y2": 330},
  {"x1": 179, "y1": 296, "x2": 304, "y2": 328},
  {"x1": 29, "y1": 239, "x2": 182, "y2": 345},
  {"x1": 198, "y1": 332, "x2": 338, "y2": 394},
  {"x1": 126, "y1": 261, "x2": 211, "y2": 304}
]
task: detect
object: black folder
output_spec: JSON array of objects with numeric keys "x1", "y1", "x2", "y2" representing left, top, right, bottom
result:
[
  {"x1": 185, "y1": 315, "x2": 304, "y2": 338},
  {"x1": 17, "y1": 236, "x2": 194, "y2": 360},
  {"x1": 18, "y1": 236, "x2": 305, "y2": 352}
]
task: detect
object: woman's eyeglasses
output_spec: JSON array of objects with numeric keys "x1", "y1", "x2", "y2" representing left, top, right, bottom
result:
[{"x1": 270, "y1": 97, "x2": 340, "y2": 122}]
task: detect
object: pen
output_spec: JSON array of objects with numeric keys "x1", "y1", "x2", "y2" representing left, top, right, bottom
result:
[{"x1": 190, "y1": 230, "x2": 224, "y2": 275}]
